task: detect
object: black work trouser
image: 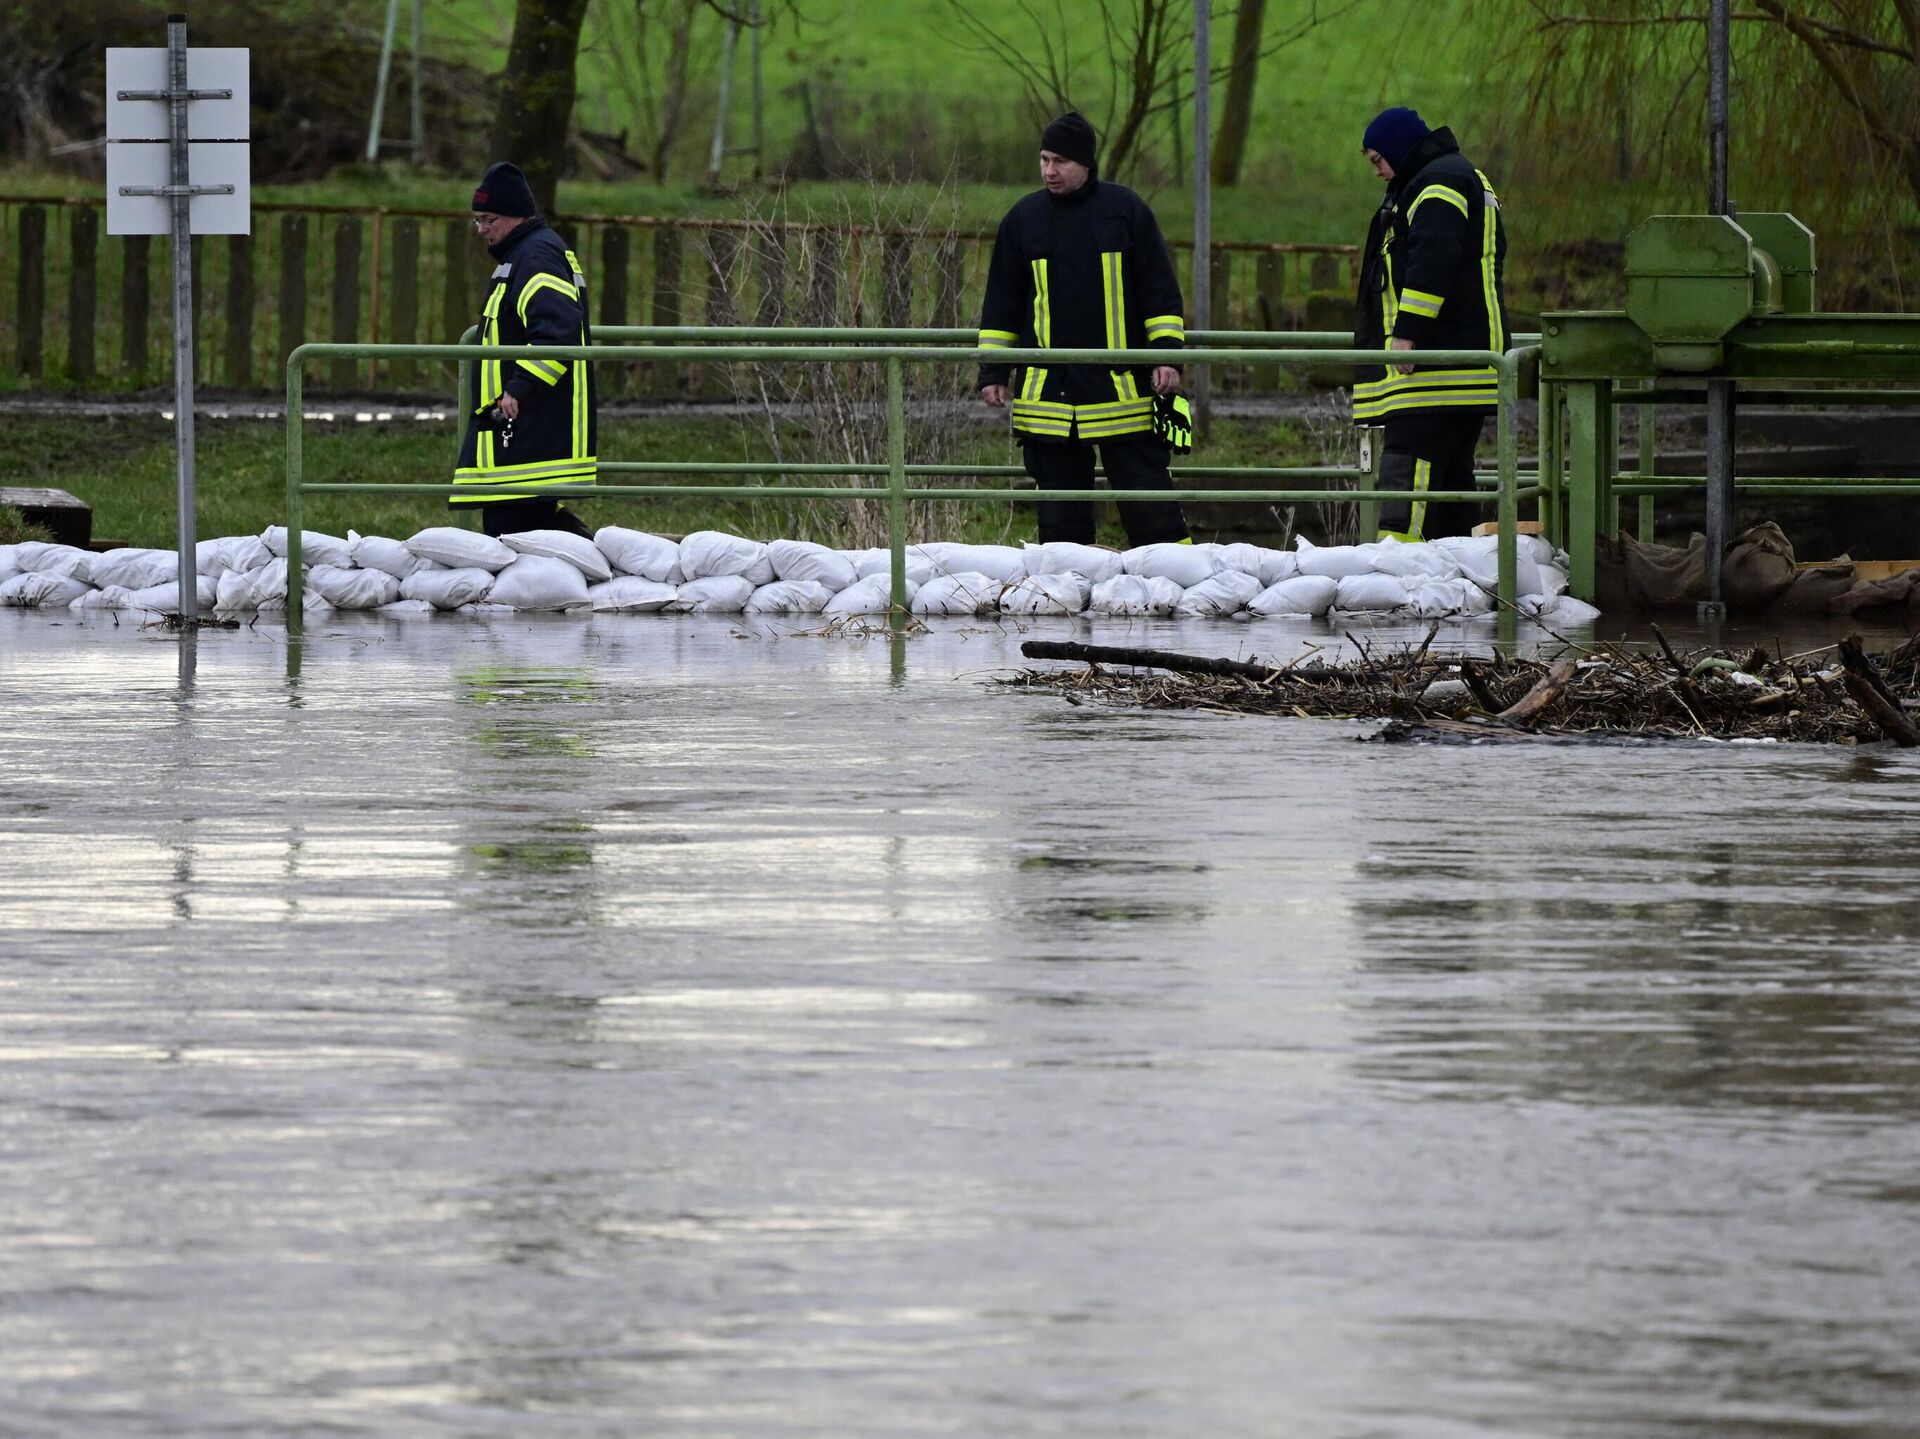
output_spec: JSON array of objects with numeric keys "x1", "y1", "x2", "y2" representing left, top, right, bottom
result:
[
  {"x1": 1023, "y1": 434, "x2": 1189, "y2": 547},
  {"x1": 476, "y1": 498, "x2": 594, "y2": 540},
  {"x1": 1378, "y1": 409, "x2": 1490, "y2": 542}
]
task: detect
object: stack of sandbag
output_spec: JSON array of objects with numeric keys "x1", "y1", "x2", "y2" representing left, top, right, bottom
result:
[{"x1": 10, "y1": 524, "x2": 1601, "y2": 625}]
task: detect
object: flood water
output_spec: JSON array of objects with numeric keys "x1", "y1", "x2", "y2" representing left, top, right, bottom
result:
[{"x1": 4, "y1": 608, "x2": 1919, "y2": 1438}]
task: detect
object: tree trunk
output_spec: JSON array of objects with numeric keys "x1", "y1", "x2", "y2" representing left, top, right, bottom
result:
[
  {"x1": 651, "y1": 0, "x2": 700, "y2": 181},
  {"x1": 1211, "y1": 0, "x2": 1265, "y2": 185},
  {"x1": 490, "y1": 0, "x2": 592, "y2": 218}
]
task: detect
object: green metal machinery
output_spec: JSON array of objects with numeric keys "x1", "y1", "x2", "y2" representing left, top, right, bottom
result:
[{"x1": 1538, "y1": 212, "x2": 1920, "y2": 604}]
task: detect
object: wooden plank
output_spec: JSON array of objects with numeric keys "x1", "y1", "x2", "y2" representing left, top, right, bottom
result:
[
  {"x1": 883, "y1": 233, "x2": 914, "y2": 328},
  {"x1": 1209, "y1": 245, "x2": 1233, "y2": 389},
  {"x1": 121, "y1": 234, "x2": 150, "y2": 382},
  {"x1": 67, "y1": 205, "x2": 98, "y2": 382},
  {"x1": 330, "y1": 214, "x2": 361, "y2": 390},
  {"x1": 649, "y1": 226, "x2": 682, "y2": 397},
  {"x1": 0, "y1": 485, "x2": 90, "y2": 548},
  {"x1": 806, "y1": 232, "x2": 842, "y2": 326},
  {"x1": 16, "y1": 206, "x2": 45, "y2": 378},
  {"x1": 278, "y1": 214, "x2": 308, "y2": 379},
  {"x1": 224, "y1": 233, "x2": 254, "y2": 387},
  {"x1": 932, "y1": 235, "x2": 961, "y2": 331},
  {"x1": 1254, "y1": 250, "x2": 1283, "y2": 392},
  {"x1": 753, "y1": 228, "x2": 786, "y2": 326},
  {"x1": 390, "y1": 217, "x2": 419, "y2": 389}
]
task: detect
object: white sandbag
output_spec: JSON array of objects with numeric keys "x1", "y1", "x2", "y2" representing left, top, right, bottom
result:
[
  {"x1": 261, "y1": 526, "x2": 352, "y2": 568},
  {"x1": 1250, "y1": 548, "x2": 1299, "y2": 586},
  {"x1": 307, "y1": 564, "x2": 401, "y2": 610},
  {"x1": 1294, "y1": 540, "x2": 1379, "y2": 580},
  {"x1": 196, "y1": 534, "x2": 273, "y2": 579},
  {"x1": 0, "y1": 563, "x2": 16, "y2": 588},
  {"x1": 253, "y1": 589, "x2": 333, "y2": 615},
  {"x1": 1530, "y1": 563, "x2": 1570, "y2": 599},
  {"x1": 824, "y1": 573, "x2": 915, "y2": 615},
  {"x1": 766, "y1": 539, "x2": 857, "y2": 592},
  {"x1": 1403, "y1": 577, "x2": 1492, "y2": 619},
  {"x1": 1213, "y1": 542, "x2": 1271, "y2": 578},
  {"x1": 911, "y1": 542, "x2": 1026, "y2": 583},
  {"x1": 0, "y1": 571, "x2": 93, "y2": 608},
  {"x1": 849, "y1": 547, "x2": 935, "y2": 584},
  {"x1": 668, "y1": 575, "x2": 755, "y2": 612},
  {"x1": 679, "y1": 530, "x2": 774, "y2": 584},
  {"x1": 501, "y1": 528, "x2": 613, "y2": 583},
  {"x1": 1122, "y1": 541, "x2": 1219, "y2": 588},
  {"x1": 486, "y1": 555, "x2": 590, "y2": 611},
  {"x1": 593, "y1": 526, "x2": 681, "y2": 581},
  {"x1": 127, "y1": 576, "x2": 219, "y2": 613},
  {"x1": 1248, "y1": 574, "x2": 1338, "y2": 617},
  {"x1": 1434, "y1": 534, "x2": 1543, "y2": 598},
  {"x1": 455, "y1": 602, "x2": 518, "y2": 615},
  {"x1": 744, "y1": 579, "x2": 836, "y2": 614},
  {"x1": 1451, "y1": 531, "x2": 1556, "y2": 566},
  {"x1": 70, "y1": 585, "x2": 139, "y2": 610},
  {"x1": 1000, "y1": 572, "x2": 1091, "y2": 615},
  {"x1": 1525, "y1": 594, "x2": 1601, "y2": 627},
  {"x1": 375, "y1": 598, "x2": 437, "y2": 616},
  {"x1": 349, "y1": 533, "x2": 430, "y2": 579},
  {"x1": 910, "y1": 571, "x2": 1000, "y2": 615},
  {"x1": 1023, "y1": 542, "x2": 1123, "y2": 586},
  {"x1": 1333, "y1": 572, "x2": 1414, "y2": 612},
  {"x1": 404, "y1": 526, "x2": 516, "y2": 572},
  {"x1": 1368, "y1": 540, "x2": 1462, "y2": 580},
  {"x1": 89, "y1": 547, "x2": 177, "y2": 590},
  {"x1": 215, "y1": 559, "x2": 286, "y2": 612},
  {"x1": 11, "y1": 542, "x2": 94, "y2": 582},
  {"x1": 400, "y1": 566, "x2": 495, "y2": 610},
  {"x1": 587, "y1": 576, "x2": 678, "y2": 612},
  {"x1": 1175, "y1": 570, "x2": 1263, "y2": 617},
  {"x1": 1088, "y1": 574, "x2": 1184, "y2": 616},
  {"x1": 0, "y1": 544, "x2": 16, "y2": 572}
]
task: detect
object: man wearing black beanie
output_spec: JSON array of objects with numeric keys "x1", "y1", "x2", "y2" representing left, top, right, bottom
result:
[
  {"x1": 452, "y1": 161, "x2": 598, "y2": 538},
  {"x1": 976, "y1": 113, "x2": 1191, "y2": 547},
  {"x1": 1351, "y1": 109, "x2": 1510, "y2": 542}
]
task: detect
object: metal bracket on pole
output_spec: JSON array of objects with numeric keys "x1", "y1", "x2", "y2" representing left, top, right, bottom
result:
[
  {"x1": 117, "y1": 184, "x2": 236, "y2": 197},
  {"x1": 116, "y1": 87, "x2": 233, "y2": 101}
]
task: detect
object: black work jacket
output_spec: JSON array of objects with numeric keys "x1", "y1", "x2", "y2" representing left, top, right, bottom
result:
[
  {"x1": 454, "y1": 217, "x2": 597, "y2": 504},
  {"x1": 1351, "y1": 128, "x2": 1509, "y2": 421},
  {"x1": 976, "y1": 177, "x2": 1185, "y2": 441}
]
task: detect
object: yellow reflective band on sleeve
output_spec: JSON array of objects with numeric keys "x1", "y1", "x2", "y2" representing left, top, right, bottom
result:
[
  {"x1": 1477, "y1": 169, "x2": 1505, "y2": 354},
  {"x1": 979, "y1": 329, "x2": 1018, "y2": 348},
  {"x1": 516, "y1": 357, "x2": 566, "y2": 385},
  {"x1": 1410, "y1": 457, "x2": 1431, "y2": 541},
  {"x1": 1381, "y1": 246, "x2": 1398, "y2": 336},
  {"x1": 1377, "y1": 528, "x2": 1419, "y2": 543},
  {"x1": 1408, "y1": 184, "x2": 1470, "y2": 220},
  {"x1": 516, "y1": 273, "x2": 580, "y2": 324},
  {"x1": 1177, "y1": 537, "x2": 1194, "y2": 545},
  {"x1": 1101, "y1": 251, "x2": 1134, "y2": 403},
  {"x1": 1144, "y1": 313, "x2": 1184, "y2": 341},
  {"x1": 1030, "y1": 259, "x2": 1051, "y2": 349},
  {"x1": 1399, "y1": 287, "x2": 1445, "y2": 319}
]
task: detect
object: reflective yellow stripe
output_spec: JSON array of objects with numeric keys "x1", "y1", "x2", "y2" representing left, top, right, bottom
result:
[
  {"x1": 1353, "y1": 390, "x2": 1499, "y2": 420},
  {"x1": 1477, "y1": 170, "x2": 1504, "y2": 354},
  {"x1": 515, "y1": 273, "x2": 579, "y2": 324},
  {"x1": 1381, "y1": 244, "x2": 1398, "y2": 336},
  {"x1": 1410, "y1": 458, "x2": 1431, "y2": 541},
  {"x1": 1377, "y1": 528, "x2": 1419, "y2": 543},
  {"x1": 1400, "y1": 287, "x2": 1445, "y2": 318},
  {"x1": 1409, "y1": 184, "x2": 1470, "y2": 220},
  {"x1": 1031, "y1": 259, "x2": 1051, "y2": 348},
  {"x1": 1144, "y1": 313, "x2": 1184, "y2": 341},
  {"x1": 979, "y1": 329, "x2": 1018, "y2": 347},
  {"x1": 516, "y1": 358, "x2": 566, "y2": 384}
]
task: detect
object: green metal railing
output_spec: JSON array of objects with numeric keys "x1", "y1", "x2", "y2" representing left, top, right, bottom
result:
[{"x1": 284, "y1": 329, "x2": 1541, "y2": 629}]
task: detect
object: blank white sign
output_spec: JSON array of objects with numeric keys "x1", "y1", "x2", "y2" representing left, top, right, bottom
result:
[
  {"x1": 107, "y1": 143, "x2": 252, "y2": 235},
  {"x1": 106, "y1": 48, "x2": 250, "y2": 141}
]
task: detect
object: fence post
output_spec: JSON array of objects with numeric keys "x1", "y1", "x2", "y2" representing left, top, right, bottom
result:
[
  {"x1": 224, "y1": 233, "x2": 254, "y2": 387},
  {"x1": 753, "y1": 228, "x2": 786, "y2": 326},
  {"x1": 390, "y1": 217, "x2": 419, "y2": 389},
  {"x1": 331, "y1": 216, "x2": 362, "y2": 390},
  {"x1": 286, "y1": 348, "x2": 304, "y2": 629},
  {"x1": 68, "y1": 205, "x2": 99, "y2": 383},
  {"x1": 16, "y1": 206, "x2": 45, "y2": 378},
  {"x1": 1254, "y1": 251, "x2": 1283, "y2": 391},
  {"x1": 442, "y1": 219, "x2": 473, "y2": 394},
  {"x1": 649, "y1": 227, "x2": 683, "y2": 397},
  {"x1": 122, "y1": 234, "x2": 151, "y2": 382},
  {"x1": 807, "y1": 232, "x2": 842, "y2": 325},
  {"x1": 932, "y1": 235, "x2": 960, "y2": 331},
  {"x1": 1497, "y1": 355, "x2": 1518, "y2": 615},
  {"x1": 883, "y1": 233, "x2": 914, "y2": 328},
  {"x1": 599, "y1": 225, "x2": 629, "y2": 398},
  {"x1": 278, "y1": 214, "x2": 308, "y2": 382},
  {"x1": 887, "y1": 354, "x2": 907, "y2": 614},
  {"x1": 1209, "y1": 246, "x2": 1233, "y2": 388}
]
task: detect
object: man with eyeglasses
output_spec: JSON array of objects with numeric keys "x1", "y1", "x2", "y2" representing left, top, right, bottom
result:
[{"x1": 453, "y1": 162, "x2": 597, "y2": 538}]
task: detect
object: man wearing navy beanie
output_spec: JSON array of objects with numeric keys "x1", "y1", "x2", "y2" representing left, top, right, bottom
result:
[
  {"x1": 452, "y1": 161, "x2": 598, "y2": 538},
  {"x1": 1351, "y1": 108, "x2": 1510, "y2": 542}
]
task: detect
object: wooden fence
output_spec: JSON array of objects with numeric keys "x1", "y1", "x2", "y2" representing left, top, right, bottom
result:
[{"x1": 0, "y1": 195, "x2": 1358, "y2": 397}]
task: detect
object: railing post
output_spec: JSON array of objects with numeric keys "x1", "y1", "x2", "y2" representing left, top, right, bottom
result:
[
  {"x1": 286, "y1": 348, "x2": 305, "y2": 631},
  {"x1": 68, "y1": 205, "x2": 98, "y2": 383},
  {"x1": 887, "y1": 354, "x2": 907, "y2": 613},
  {"x1": 1497, "y1": 354, "x2": 1518, "y2": 613}
]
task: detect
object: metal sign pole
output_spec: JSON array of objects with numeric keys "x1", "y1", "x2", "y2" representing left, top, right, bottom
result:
[
  {"x1": 167, "y1": 13, "x2": 199, "y2": 622},
  {"x1": 1191, "y1": 0, "x2": 1211, "y2": 435}
]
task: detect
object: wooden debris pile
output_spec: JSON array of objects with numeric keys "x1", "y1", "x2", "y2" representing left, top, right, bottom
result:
[{"x1": 1006, "y1": 630, "x2": 1920, "y2": 747}]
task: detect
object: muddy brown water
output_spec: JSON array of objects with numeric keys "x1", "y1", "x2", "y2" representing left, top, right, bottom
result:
[{"x1": 3, "y1": 608, "x2": 1919, "y2": 1437}]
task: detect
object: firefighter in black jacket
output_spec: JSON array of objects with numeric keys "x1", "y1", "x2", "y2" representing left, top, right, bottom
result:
[
  {"x1": 977, "y1": 113, "x2": 1190, "y2": 547},
  {"x1": 1352, "y1": 108, "x2": 1509, "y2": 542},
  {"x1": 455, "y1": 162, "x2": 597, "y2": 539}
]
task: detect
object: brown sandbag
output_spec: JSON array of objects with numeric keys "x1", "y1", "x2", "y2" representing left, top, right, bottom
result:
[
  {"x1": 1622, "y1": 531, "x2": 1707, "y2": 610},
  {"x1": 1721, "y1": 522, "x2": 1799, "y2": 610},
  {"x1": 1770, "y1": 562, "x2": 1857, "y2": 615},
  {"x1": 1832, "y1": 567, "x2": 1920, "y2": 616}
]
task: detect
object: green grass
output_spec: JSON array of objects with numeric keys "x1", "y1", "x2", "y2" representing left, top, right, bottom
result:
[{"x1": 2, "y1": 410, "x2": 1343, "y2": 552}]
